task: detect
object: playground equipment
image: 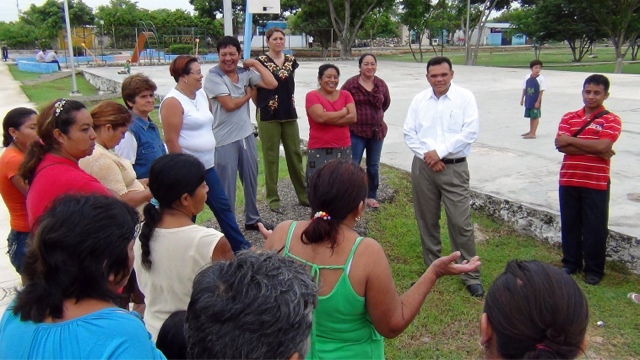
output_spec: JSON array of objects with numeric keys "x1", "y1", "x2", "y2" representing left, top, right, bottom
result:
[
  {"x1": 131, "y1": 21, "x2": 159, "y2": 63},
  {"x1": 80, "y1": 43, "x2": 101, "y2": 64}
]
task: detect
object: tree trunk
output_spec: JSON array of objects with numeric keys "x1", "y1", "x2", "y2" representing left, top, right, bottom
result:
[
  {"x1": 615, "y1": 55, "x2": 623, "y2": 73},
  {"x1": 340, "y1": 41, "x2": 351, "y2": 57}
]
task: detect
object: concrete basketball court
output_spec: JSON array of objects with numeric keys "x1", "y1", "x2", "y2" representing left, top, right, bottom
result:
[{"x1": 1, "y1": 59, "x2": 639, "y2": 311}]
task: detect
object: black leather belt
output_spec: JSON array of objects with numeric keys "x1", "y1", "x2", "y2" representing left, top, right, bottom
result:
[{"x1": 442, "y1": 157, "x2": 466, "y2": 165}]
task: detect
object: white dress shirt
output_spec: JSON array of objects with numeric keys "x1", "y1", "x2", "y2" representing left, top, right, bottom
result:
[{"x1": 403, "y1": 82, "x2": 479, "y2": 160}]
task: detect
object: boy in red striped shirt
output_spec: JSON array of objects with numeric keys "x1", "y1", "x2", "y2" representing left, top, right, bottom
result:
[{"x1": 554, "y1": 74, "x2": 622, "y2": 286}]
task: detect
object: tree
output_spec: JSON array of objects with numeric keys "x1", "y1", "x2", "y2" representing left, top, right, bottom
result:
[
  {"x1": 467, "y1": 0, "x2": 513, "y2": 65},
  {"x1": 357, "y1": 6, "x2": 399, "y2": 41},
  {"x1": 322, "y1": 0, "x2": 396, "y2": 57},
  {"x1": 21, "y1": 0, "x2": 95, "y2": 44},
  {"x1": 506, "y1": 7, "x2": 546, "y2": 59},
  {"x1": 583, "y1": 0, "x2": 640, "y2": 73},
  {"x1": 399, "y1": 0, "x2": 433, "y2": 62},
  {"x1": 288, "y1": 7, "x2": 334, "y2": 56},
  {"x1": 95, "y1": 0, "x2": 145, "y2": 48},
  {"x1": 0, "y1": 21, "x2": 39, "y2": 48}
]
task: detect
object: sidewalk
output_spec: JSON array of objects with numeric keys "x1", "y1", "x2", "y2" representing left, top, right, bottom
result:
[{"x1": 0, "y1": 62, "x2": 34, "y2": 312}]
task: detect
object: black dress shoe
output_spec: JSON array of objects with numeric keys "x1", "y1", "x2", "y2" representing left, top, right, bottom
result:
[
  {"x1": 584, "y1": 274, "x2": 602, "y2": 285},
  {"x1": 466, "y1": 284, "x2": 485, "y2": 298},
  {"x1": 245, "y1": 221, "x2": 274, "y2": 231}
]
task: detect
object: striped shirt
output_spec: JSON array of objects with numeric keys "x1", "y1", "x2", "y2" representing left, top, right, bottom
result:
[{"x1": 557, "y1": 106, "x2": 622, "y2": 190}]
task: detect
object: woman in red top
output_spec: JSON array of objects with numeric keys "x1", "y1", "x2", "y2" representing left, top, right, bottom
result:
[
  {"x1": 305, "y1": 64, "x2": 356, "y2": 182},
  {"x1": 0, "y1": 107, "x2": 38, "y2": 275},
  {"x1": 341, "y1": 54, "x2": 391, "y2": 209},
  {"x1": 19, "y1": 98, "x2": 111, "y2": 228}
]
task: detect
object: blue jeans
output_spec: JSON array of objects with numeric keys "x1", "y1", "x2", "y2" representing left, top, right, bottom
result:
[
  {"x1": 7, "y1": 230, "x2": 29, "y2": 274},
  {"x1": 204, "y1": 167, "x2": 252, "y2": 253},
  {"x1": 350, "y1": 134, "x2": 384, "y2": 199}
]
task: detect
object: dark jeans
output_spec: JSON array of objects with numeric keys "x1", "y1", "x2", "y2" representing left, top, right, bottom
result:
[
  {"x1": 47, "y1": 59, "x2": 61, "y2": 70},
  {"x1": 350, "y1": 134, "x2": 383, "y2": 199},
  {"x1": 204, "y1": 166, "x2": 251, "y2": 253},
  {"x1": 7, "y1": 229, "x2": 29, "y2": 274},
  {"x1": 559, "y1": 184, "x2": 610, "y2": 278}
]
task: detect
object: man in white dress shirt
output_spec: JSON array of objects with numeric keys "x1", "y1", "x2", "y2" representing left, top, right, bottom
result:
[{"x1": 403, "y1": 56, "x2": 483, "y2": 297}]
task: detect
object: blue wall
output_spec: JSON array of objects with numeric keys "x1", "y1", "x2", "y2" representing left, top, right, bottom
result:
[{"x1": 16, "y1": 61, "x2": 58, "y2": 73}]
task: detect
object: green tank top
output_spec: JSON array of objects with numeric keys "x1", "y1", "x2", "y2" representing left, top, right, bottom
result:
[{"x1": 283, "y1": 222, "x2": 384, "y2": 359}]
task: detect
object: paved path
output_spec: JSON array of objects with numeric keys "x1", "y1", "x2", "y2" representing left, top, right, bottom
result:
[{"x1": 85, "y1": 61, "x2": 640, "y2": 239}]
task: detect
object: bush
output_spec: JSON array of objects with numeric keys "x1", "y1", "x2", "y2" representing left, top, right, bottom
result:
[{"x1": 169, "y1": 44, "x2": 193, "y2": 55}]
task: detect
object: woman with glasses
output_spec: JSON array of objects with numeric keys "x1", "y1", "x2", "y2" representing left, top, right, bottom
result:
[
  {"x1": 19, "y1": 98, "x2": 111, "y2": 228},
  {"x1": 160, "y1": 55, "x2": 264, "y2": 252}
]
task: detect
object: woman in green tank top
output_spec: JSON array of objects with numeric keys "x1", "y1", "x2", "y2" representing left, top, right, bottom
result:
[{"x1": 264, "y1": 160, "x2": 481, "y2": 359}]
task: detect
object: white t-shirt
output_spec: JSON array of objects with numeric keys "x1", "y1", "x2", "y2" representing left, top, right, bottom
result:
[
  {"x1": 160, "y1": 88, "x2": 216, "y2": 169},
  {"x1": 45, "y1": 52, "x2": 57, "y2": 62},
  {"x1": 133, "y1": 224, "x2": 222, "y2": 342}
]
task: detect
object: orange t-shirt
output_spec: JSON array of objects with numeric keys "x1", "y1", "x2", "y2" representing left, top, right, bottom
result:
[{"x1": 0, "y1": 147, "x2": 29, "y2": 232}]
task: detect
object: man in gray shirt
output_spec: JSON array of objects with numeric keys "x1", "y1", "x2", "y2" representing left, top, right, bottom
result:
[{"x1": 204, "y1": 36, "x2": 277, "y2": 231}]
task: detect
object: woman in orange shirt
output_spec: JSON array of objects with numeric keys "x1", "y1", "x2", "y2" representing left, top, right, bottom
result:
[{"x1": 0, "y1": 107, "x2": 38, "y2": 276}]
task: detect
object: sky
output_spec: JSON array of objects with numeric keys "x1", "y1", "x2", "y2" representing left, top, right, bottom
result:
[{"x1": 0, "y1": 0, "x2": 194, "y2": 23}]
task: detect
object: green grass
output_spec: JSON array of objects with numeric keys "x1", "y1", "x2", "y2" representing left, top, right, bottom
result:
[
  {"x1": 380, "y1": 46, "x2": 640, "y2": 74},
  {"x1": 8, "y1": 65, "x2": 99, "y2": 108},
  {"x1": 367, "y1": 165, "x2": 640, "y2": 359}
]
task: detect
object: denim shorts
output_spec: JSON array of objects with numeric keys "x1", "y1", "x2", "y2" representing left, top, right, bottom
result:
[{"x1": 7, "y1": 229, "x2": 29, "y2": 274}]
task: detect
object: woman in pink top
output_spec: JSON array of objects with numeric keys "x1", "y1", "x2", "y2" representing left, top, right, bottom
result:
[
  {"x1": 305, "y1": 64, "x2": 356, "y2": 182},
  {"x1": 0, "y1": 107, "x2": 38, "y2": 276},
  {"x1": 19, "y1": 98, "x2": 111, "y2": 228}
]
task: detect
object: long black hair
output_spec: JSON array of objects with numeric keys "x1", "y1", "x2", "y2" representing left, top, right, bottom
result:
[
  {"x1": 139, "y1": 153, "x2": 206, "y2": 270},
  {"x1": 13, "y1": 194, "x2": 139, "y2": 322},
  {"x1": 2, "y1": 107, "x2": 37, "y2": 147}
]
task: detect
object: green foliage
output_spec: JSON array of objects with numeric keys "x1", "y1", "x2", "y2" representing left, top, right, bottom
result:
[
  {"x1": 20, "y1": 0, "x2": 95, "y2": 42},
  {"x1": 357, "y1": 7, "x2": 399, "y2": 40},
  {"x1": 288, "y1": 7, "x2": 334, "y2": 51},
  {"x1": 0, "y1": 22, "x2": 39, "y2": 49},
  {"x1": 169, "y1": 44, "x2": 194, "y2": 55}
]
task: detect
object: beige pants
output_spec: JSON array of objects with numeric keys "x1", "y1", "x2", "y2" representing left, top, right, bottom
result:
[{"x1": 410, "y1": 156, "x2": 480, "y2": 285}]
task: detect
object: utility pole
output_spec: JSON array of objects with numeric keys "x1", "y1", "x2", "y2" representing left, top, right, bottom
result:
[
  {"x1": 465, "y1": 0, "x2": 471, "y2": 65},
  {"x1": 63, "y1": 0, "x2": 80, "y2": 95}
]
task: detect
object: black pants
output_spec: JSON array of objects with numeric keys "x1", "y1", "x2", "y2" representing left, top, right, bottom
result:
[
  {"x1": 47, "y1": 59, "x2": 61, "y2": 70},
  {"x1": 559, "y1": 184, "x2": 610, "y2": 278}
]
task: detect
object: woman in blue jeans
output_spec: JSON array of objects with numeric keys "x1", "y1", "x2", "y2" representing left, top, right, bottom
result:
[
  {"x1": 341, "y1": 54, "x2": 391, "y2": 209},
  {"x1": 0, "y1": 107, "x2": 38, "y2": 278}
]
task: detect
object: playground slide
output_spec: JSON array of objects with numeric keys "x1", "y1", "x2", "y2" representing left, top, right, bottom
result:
[
  {"x1": 80, "y1": 43, "x2": 101, "y2": 63},
  {"x1": 131, "y1": 32, "x2": 155, "y2": 63}
]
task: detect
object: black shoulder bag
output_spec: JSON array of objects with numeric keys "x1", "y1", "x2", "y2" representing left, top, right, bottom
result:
[{"x1": 572, "y1": 110, "x2": 609, "y2": 137}]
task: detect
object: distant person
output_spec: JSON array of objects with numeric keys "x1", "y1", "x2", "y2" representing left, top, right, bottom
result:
[
  {"x1": 45, "y1": 50, "x2": 61, "y2": 71},
  {"x1": 520, "y1": 59, "x2": 545, "y2": 139},
  {"x1": 481, "y1": 260, "x2": 588, "y2": 359},
  {"x1": 341, "y1": 53, "x2": 391, "y2": 209},
  {"x1": 2, "y1": 43, "x2": 8, "y2": 62},
  {"x1": 0, "y1": 107, "x2": 38, "y2": 277},
  {"x1": 255, "y1": 27, "x2": 309, "y2": 214},
  {"x1": 264, "y1": 159, "x2": 480, "y2": 359},
  {"x1": 305, "y1": 64, "x2": 356, "y2": 182},
  {"x1": 186, "y1": 251, "x2": 318, "y2": 359},
  {"x1": 115, "y1": 73, "x2": 166, "y2": 179},
  {"x1": 554, "y1": 74, "x2": 622, "y2": 286},
  {"x1": 118, "y1": 60, "x2": 131, "y2": 74},
  {"x1": 308, "y1": 35, "x2": 314, "y2": 48},
  {"x1": 0, "y1": 195, "x2": 164, "y2": 359},
  {"x1": 403, "y1": 56, "x2": 483, "y2": 297},
  {"x1": 203, "y1": 36, "x2": 277, "y2": 231},
  {"x1": 35, "y1": 49, "x2": 46, "y2": 62},
  {"x1": 134, "y1": 153, "x2": 234, "y2": 341},
  {"x1": 19, "y1": 99, "x2": 111, "y2": 228}
]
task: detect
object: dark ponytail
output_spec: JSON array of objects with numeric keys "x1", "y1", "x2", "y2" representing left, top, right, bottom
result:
[
  {"x1": 18, "y1": 99, "x2": 86, "y2": 184},
  {"x1": 301, "y1": 160, "x2": 367, "y2": 249},
  {"x1": 138, "y1": 153, "x2": 206, "y2": 270},
  {"x1": 2, "y1": 107, "x2": 37, "y2": 147}
]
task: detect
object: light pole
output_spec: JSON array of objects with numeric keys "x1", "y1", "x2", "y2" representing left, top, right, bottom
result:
[
  {"x1": 465, "y1": 0, "x2": 471, "y2": 65},
  {"x1": 99, "y1": 19, "x2": 104, "y2": 62},
  {"x1": 63, "y1": 0, "x2": 80, "y2": 95}
]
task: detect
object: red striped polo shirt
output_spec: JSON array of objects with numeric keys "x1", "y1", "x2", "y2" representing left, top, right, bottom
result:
[{"x1": 557, "y1": 106, "x2": 622, "y2": 190}]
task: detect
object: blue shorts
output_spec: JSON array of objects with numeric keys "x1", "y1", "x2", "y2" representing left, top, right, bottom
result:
[
  {"x1": 524, "y1": 108, "x2": 541, "y2": 119},
  {"x1": 7, "y1": 229, "x2": 29, "y2": 274}
]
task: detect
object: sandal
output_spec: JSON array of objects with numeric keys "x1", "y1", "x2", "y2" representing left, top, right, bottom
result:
[
  {"x1": 628, "y1": 293, "x2": 640, "y2": 304},
  {"x1": 366, "y1": 198, "x2": 380, "y2": 209},
  {"x1": 523, "y1": 134, "x2": 537, "y2": 139}
]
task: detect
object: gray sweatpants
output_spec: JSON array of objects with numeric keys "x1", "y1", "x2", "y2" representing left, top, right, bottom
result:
[{"x1": 214, "y1": 134, "x2": 260, "y2": 225}]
